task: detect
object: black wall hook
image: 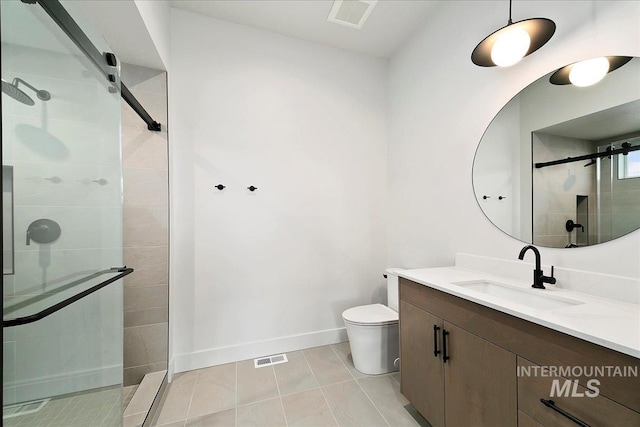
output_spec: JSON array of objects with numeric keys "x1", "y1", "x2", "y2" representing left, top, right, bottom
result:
[
  {"x1": 498, "y1": 196, "x2": 507, "y2": 200},
  {"x1": 215, "y1": 184, "x2": 225, "y2": 191},
  {"x1": 482, "y1": 195, "x2": 490, "y2": 200},
  {"x1": 248, "y1": 186, "x2": 258, "y2": 192}
]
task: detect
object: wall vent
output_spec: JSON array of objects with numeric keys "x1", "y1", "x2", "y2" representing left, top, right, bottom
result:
[
  {"x1": 254, "y1": 353, "x2": 288, "y2": 368},
  {"x1": 327, "y1": 0, "x2": 378, "y2": 29},
  {"x1": 3, "y1": 398, "x2": 50, "y2": 419}
]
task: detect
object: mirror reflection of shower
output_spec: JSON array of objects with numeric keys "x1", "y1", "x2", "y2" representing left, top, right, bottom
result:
[{"x1": 595, "y1": 136, "x2": 640, "y2": 245}]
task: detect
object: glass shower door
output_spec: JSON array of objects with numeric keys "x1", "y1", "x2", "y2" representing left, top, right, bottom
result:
[{"x1": 2, "y1": 0, "x2": 125, "y2": 425}]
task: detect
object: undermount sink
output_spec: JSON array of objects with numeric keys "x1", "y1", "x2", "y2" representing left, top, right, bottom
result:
[{"x1": 451, "y1": 280, "x2": 584, "y2": 310}]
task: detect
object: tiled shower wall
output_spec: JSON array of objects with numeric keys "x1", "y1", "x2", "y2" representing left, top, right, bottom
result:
[
  {"x1": 121, "y1": 63, "x2": 169, "y2": 386},
  {"x1": 532, "y1": 132, "x2": 596, "y2": 248}
]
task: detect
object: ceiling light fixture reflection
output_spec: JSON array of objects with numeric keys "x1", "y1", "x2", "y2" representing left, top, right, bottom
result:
[
  {"x1": 471, "y1": 0, "x2": 555, "y2": 67},
  {"x1": 569, "y1": 57, "x2": 609, "y2": 87},
  {"x1": 549, "y1": 56, "x2": 633, "y2": 87}
]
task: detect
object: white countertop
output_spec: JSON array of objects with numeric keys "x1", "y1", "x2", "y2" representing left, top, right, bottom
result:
[{"x1": 397, "y1": 266, "x2": 640, "y2": 359}]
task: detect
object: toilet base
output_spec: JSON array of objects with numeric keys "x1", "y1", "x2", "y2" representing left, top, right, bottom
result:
[{"x1": 344, "y1": 322, "x2": 399, "y2": 375}]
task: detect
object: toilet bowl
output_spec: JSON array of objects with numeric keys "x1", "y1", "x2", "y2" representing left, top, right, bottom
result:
[{"x1": 342, "y1": 269, "x2": 401, "y2": 375}]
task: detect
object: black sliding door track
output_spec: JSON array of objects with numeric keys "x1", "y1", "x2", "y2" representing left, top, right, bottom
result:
[
  {"x1": 22, "y1": 0, "x2": 162, "y2": 131},
  {"x1": 3, "y1": 267, "x2": 133, "y2": 328},
  {"x1": 535, "y1": 144, "x2": 640, "y2": 169}
]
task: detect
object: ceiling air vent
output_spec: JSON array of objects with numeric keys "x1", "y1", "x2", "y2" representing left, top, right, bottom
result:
[{"x1": 327, "y1": 0, "x2": 378, "y2": 29}]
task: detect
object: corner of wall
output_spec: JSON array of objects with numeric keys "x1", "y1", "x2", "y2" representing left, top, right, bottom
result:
[{"x1": 134, "y1": 0, "x2": 171, "y2": 70}]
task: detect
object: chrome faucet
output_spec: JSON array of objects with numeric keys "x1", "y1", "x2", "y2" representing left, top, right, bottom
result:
[{"x1": 518, "y1": 245, "x2": 556, "y2": 289}]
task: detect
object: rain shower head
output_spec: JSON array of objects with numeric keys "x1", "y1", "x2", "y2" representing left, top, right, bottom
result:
[
  {"x1": 1, "y1": 78, "x2": 50, "y2": 105},
  {"x1": 2, "y1": 79, "x2": 35, "y2": 105}
]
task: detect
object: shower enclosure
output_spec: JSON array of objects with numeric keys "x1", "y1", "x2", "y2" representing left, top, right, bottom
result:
[{"x1": 2, "y1": 0, "x2": 129, "y2": 425}]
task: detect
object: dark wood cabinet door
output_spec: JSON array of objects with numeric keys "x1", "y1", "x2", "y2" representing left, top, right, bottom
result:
[
  {"x1": 443, "y1": 321, "x2": 517, "y2": 427},
  {"x1": 400, "y1": 300, "x2": 445, "y2": 427}
]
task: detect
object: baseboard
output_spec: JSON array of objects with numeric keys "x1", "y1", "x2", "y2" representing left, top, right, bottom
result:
[{"x1": 174, "y1": 327, "x2": 348, "y2": 373}]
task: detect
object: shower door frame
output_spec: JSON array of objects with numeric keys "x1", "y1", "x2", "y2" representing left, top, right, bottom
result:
[
  {"x1": 2, "y1": 1, "x2": 167, "y2": 424},
  {"x1": 26, "y1": 0, "x2": 162, "y2": 131}
]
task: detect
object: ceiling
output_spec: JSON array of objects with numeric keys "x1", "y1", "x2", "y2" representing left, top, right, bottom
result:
[
  {"x1": 538, "y1": 100, "x2": 640, "y2": 142},
  {"x1": 74, "y1": 0, "x2": 166, "y2": 70},
  {"x1": 72, "y1": 0, "x2": 436, "y2": 70},
  {"x1": 169, "y1": 0, "x2": 437, "y2": 59}
]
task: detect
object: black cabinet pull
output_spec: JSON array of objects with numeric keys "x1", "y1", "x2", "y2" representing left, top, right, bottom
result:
[
  {"x1": 433, "y1": 325, "x2": 441, "y2": 357},
  {"x1": 540, "y1": 399, "x2": 590, "y2": 427},
  {"x1": 442, "y1": 329, "x2": 450, "y2": 362}
]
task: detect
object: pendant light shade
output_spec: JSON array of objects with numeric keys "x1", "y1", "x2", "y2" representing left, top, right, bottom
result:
[
  {"x1": 549, "y1": 56, "x2": 633, "y2": 86},
  {"x1": 471, "y1": 0, "x2": 555, "y2": 67}
]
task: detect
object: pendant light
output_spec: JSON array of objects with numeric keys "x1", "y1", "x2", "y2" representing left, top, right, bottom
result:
[
  {"x1": 471, "y1": 0, "x2": 555, "y2": 67},
  {"x1": 549, "y1": 56, "x2": 633, "y2": 87}
]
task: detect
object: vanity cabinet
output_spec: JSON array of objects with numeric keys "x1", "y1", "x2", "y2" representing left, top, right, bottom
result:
[
  {"x1": 399, "y1": 278, "x2": 640, "y2": 427},
  {"x1": 400, "y1": 300, "x2": 445, "y2": 426},
  {"x1": 399, "y1": 300, "x2": 517, "y2": 427},
  {"x1": 518, "y1": 357, "x2": 640, "y2": 426}
]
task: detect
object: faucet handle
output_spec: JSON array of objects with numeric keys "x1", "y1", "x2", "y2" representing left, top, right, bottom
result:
[{"x1": 544, "y1": 265, "x2": 557, "y2": 285}]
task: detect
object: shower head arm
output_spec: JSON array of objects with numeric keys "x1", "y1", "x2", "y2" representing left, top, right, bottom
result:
[
  {"x1": 12, "y1": 77, "x2": 39, "y2": 93},
  {"x1": 12, "y1": 77, "x2": 50, "y2": 101}
]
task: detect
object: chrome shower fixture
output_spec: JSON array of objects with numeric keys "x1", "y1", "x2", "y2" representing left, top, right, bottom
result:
[{"x1": 1, "y1": 77, "x2": 51, "y2": 105}]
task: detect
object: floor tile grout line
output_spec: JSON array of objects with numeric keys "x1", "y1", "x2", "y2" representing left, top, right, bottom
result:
[
  {"x1": 355, "y1": 374, "x2": 393, "y2": 427},
  {"x1": 235, "y1": 361, "x2": 238, "y2": 427},
  {"x1": 301, "y1": 349, "x2": 340, "y2": 427},
  {"x1": 271, "y1": 365, "x2": 290, "y2": 427},
  {"x1": 329, "y1": 343, "x2": 358, "y2": 381},
  {"x1": 182, "y1": 369, "x2": 199, "y2": 423},
  {"x1": 329, "y1": 344, "x2": 391, "y2": 427}
]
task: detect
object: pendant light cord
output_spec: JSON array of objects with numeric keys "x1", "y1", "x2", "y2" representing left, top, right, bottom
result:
[{"x1": 508, "y1": 0, "x2": 513, "y2": 25}]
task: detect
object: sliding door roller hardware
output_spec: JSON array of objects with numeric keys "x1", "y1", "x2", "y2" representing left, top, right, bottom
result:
[{"x1": 105, "y1": 52, "x2": 117, "y2": 67}]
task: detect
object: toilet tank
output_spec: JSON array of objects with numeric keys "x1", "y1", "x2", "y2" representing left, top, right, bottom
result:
[{"x1": 386, "y1": 268, "x2": 403, "y2": 312}]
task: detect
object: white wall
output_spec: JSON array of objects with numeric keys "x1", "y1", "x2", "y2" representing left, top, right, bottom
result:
[
  {"x1": 169, "y1": 9, "x2": 388, "y2": 372},
  {"x1": 388, "y1": 1, "x2": 640, "y2": 278},
  {"x1": 134, "y1": 0, "x2": 171, "y2": 70}
]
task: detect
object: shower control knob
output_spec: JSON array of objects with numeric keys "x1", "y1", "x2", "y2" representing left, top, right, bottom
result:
[
  {"x1": 483, "y1": 195, "x2": 490, "y2": 200},
  {"x1": 498, "y1": 196, "x2": 507, "y2": 200},
  {"x1": 215, "y1": 184, "x2": 225, "y2": 191},
  {"x1": 248, "y1": 186, "x2": 258, "y2": 192}
]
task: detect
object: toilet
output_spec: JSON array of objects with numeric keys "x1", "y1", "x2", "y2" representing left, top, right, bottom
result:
[{"x1": 342, "y1": 268, "x2": 401, "y2": 375}]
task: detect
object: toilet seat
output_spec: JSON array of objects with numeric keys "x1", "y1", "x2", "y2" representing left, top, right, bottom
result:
[{"x1": 342, "y1": 303, "x2": 398, "y2": 326}]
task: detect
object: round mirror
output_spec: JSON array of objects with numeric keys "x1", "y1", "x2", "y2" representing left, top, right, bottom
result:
[{"x1": 473, "y1": 56, "x2": 640, "y2": 248}]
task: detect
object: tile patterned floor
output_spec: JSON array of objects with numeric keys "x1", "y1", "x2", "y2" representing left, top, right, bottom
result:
[
  {"x1": 2, "y1": 386, "x2": 122, "y2": 427},
  {"x1": 153, "y1": 342, "x2": 429, "y2": 427}
]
